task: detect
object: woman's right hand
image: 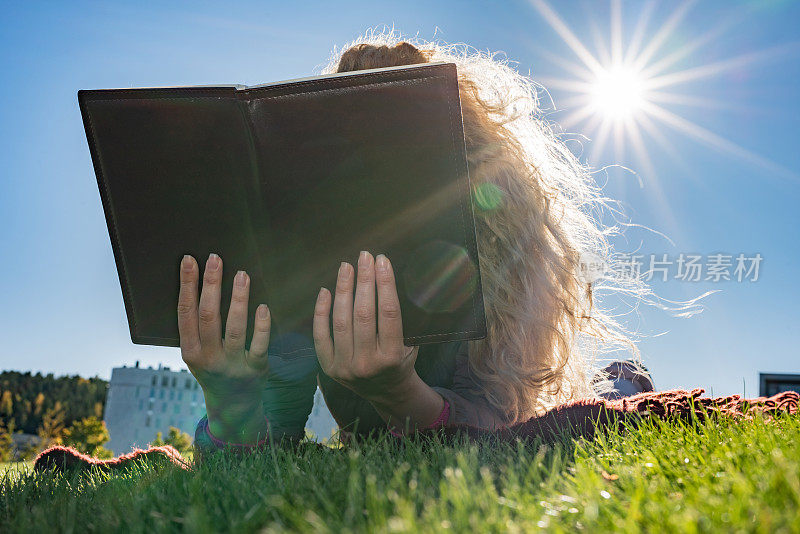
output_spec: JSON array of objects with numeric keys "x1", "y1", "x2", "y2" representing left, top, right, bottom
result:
[{"x1": 177, "y1": 253, "x2": 271, "y2": 444}]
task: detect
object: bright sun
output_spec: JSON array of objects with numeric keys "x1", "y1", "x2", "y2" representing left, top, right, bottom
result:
[
  {"x1": 531, "y1": 0, "x2": 790, "y2": 181},
  {"x1": 590, "y1": 66, "x2": 644, "y2": 120}
]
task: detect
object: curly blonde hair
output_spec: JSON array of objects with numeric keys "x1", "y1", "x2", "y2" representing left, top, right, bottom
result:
[{"x1": 321, "y1": 30, "x2": 645, "y2": 424}]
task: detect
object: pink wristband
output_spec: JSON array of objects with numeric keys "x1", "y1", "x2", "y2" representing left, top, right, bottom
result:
[
  {"x1": 205, "y1": 416, "x2": 270, "y2": 448},
  {"x1": 389, "y1": 399, "x2": 450, "y2": 437}
]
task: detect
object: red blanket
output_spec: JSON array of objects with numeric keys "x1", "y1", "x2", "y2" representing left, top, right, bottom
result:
[{"x1": 34, "y1": 388, "x2": 798, "y2": 473}]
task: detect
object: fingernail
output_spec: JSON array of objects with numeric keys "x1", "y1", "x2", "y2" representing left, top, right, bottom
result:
[
  {"x1": 339, "y1": 262, "x2": 351, "y2": 280},
  {"x1": 358, "y1": 250, "x2": 370, "y2": 268},
  {"x1": 181, "y1": 255, "x2": 193, "y2": 272},
  {"x1": 376, "y1": 254, "x2": 389, "y2": 272},
  {"x1": 207, "y1": 253, "x2": 220, "y2": 271},
  {"x1": 318, "y1": 287, "x2": 328, "y2": 302},
  {"x1": 257, "y1": 304, "x2": 268, "y2": 319},
  {"x1": 235, "y1": 270, "x2": 247, "y2": 287}
]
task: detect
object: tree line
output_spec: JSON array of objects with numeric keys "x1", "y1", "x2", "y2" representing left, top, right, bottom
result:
[
  {"x1": 0, "y1": 370, "x2": 193, "y2": 461},
  {"x1": 0, "y1": 370, "x2": 108, "y2": 434}
]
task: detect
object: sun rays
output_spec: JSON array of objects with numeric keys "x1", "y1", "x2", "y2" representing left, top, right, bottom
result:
[{"x1": 528, "y1": 0, "x2": 798, "y2": 181}]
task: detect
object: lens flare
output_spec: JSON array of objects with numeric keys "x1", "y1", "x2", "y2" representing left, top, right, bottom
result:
[
  {"x1": 473, "y1": 182, "x2": 505, "y2": 211},
  {"x1": 401, "y1": 241, "x2": 478, "y2": 313}
]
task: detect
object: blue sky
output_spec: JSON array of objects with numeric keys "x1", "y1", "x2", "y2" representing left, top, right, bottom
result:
[{"x1": 1, "y1": 0, "x2": 798, "y2": 397}]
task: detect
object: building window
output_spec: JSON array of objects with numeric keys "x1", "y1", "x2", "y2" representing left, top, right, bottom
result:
[
  {"x1": 136, "y1": 386, "x2": 140, "y2": 398},
  {"x1": 145, "y1": 416, "x2": 151, "y2": 427},
  {"x1": 138, "y1": 399, "x2": 144, "y2": 410},
  {"x1": 194, "y1": 382, "x2": 198, "y2": 390},
  {"x1": 174, "y1": 404, "x2": 180, "y2": 414},
  {"x1": 172, "y1": 377, "x2": 177, "y2": 388},
  {"x1": 169, "y1": 390, "x2": 174, "y2": 400},
  {"x1": 156, "y1": 418, "x2": 161, "y2": 428},
  {"x1": 150, "y1": 388, "x2": 155, "y2": 398},
  {"x1": 192, "y1": 393, "x2": 197, "y2": 401},
  {"x1": 160, "y1": 390, "x2": 165, "y2": 399},
  {"x1": 178, "y1": 391, "x2": 183, "y2": 401},
  {"x1": 162, "y1": 376, "x2": 168, "y2": 387},
  {"x1": 162, "y1": 403, "x2": 167, "y2": 413},
  {"x1": 151, "y1": 376, "x2": 157, "y2": 386},
  {"x1": 185, "y1": 379, "x2": 191, "y2": 389}
]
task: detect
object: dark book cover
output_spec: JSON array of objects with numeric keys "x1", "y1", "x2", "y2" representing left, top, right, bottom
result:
[{"x1": 79, "y1": 61, "x2": 486, "y2": 356}]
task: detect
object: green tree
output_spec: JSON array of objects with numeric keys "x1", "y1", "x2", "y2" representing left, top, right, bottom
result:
[
  {"x1": 33, "y1": 392, "x2": 45, "y2": 416},
  {"x1": 0, "y1": 390, "x2": 12, "y2": 417},
  {"x1": 0, "y1": 419, "x2": 14, "y2": 462},
  {"x1": 151, "y1": 426, "x2": 192, "y2": 454},
  {"x1": 62, "y1": 416, "x2": 113, "y2": 459},
  {"x1": 37, "y1": 402, "x2": 65, "y2": 449},
  {"x1": 0, "y1": 370, "x2": 108, "y2": 435}
]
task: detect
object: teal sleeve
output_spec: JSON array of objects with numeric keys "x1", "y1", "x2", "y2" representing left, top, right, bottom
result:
[
  {"x1": 192, "y1": 414, "x2": 261, "y2": 462},
  {"x1": 193, "y1": 346, "x2": 320, "y2": 462},
  {"x1": 261, "y1": 349, "x2": 320, "y2": 439}
]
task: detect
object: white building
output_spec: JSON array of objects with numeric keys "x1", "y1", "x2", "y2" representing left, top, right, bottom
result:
[
  {"x1": 104, "y1": 362, "x2": 338, "y2": 454},
  {"x1": 103, "y1": 363, "x2": 206, "y2": 455},
  {"x1": 306, "y1": 388, "x2": 338, "y2": 441}
]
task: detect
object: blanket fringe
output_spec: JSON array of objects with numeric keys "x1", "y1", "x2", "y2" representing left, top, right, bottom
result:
[
  {"x1": 34, "y1": 444, "x2": 190, "y2": 473},
  {"x1": 33, "y1": 389, "x2": 797, "y2": 473}
]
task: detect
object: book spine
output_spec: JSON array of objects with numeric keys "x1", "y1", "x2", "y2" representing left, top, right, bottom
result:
[{"x1": 235, "y1": 92, "x2": 277, "y2": 345}]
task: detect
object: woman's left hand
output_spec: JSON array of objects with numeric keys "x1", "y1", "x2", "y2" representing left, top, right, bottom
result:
[{"x1": 312, "y1": 251, "x2": 421, "y2": 404}]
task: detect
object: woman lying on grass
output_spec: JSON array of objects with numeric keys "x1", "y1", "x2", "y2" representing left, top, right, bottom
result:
[{"x1": 176, "y1": 32, "x2": 643, "y2": 455}]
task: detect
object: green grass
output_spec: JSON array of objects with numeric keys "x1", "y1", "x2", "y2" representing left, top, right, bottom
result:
[
  {"x1": 1, "y1": 414, "x2": 798, "y2": 533},
  {"x1": 0, "y1": 461, "x2": 33, "y2": 479}
]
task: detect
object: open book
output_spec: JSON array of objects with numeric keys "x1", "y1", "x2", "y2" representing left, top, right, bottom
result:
[{"x1": 78, "y1": 61, "x2": 486, "y2": 356}]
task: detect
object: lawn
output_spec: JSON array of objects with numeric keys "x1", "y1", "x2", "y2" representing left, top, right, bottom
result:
[
  {"x1": 1, "y1": 413, "x2": 798, "y2": 532},
  {"x1": 0, "y1": 461, "x2": 32, "y2": 479}
]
